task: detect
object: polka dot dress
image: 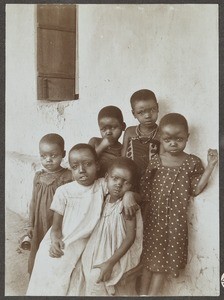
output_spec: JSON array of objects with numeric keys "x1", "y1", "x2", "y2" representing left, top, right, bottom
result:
[{"x1": 140, "y1": 154, "x2": 204, "y2": 277}]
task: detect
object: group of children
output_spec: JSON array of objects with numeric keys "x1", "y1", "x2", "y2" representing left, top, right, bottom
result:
[{"x1": 25, "y1": 89, "x2": 218, "y2": 296}]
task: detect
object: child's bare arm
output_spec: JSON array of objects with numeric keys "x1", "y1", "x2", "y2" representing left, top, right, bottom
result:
[
  {"x1": 122, "y1": 191, "x2": 140, "y2": 219},
  {"x1": 93, "y1": 216, "x2": 136, "y2": 282},
  {"x1": 49, "y1": 212, "x2": 64, "y2": 258},
  {"x1": 194, "y1": 149, "x2": 218, "y2": 196},
  {"x1": 27, "y1": 175, "x2": 38, "y2": 238},
  {"x1": 89, "y1": 137, "x2": 112, "y2": 156}
]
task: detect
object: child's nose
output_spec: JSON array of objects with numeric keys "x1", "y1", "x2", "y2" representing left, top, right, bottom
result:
[
  {"x1": 106, "y1": 129, "x2": 112, "y2": 135},
  {"x1": 78, "y1": 164, "x2": 85, "y2": 173},
  {"x1": 46, "y1": 156, "x2": 52, "y2": 162},
  {"x1": 170, "y1": 140, "x2": 177, "y2": 146}
]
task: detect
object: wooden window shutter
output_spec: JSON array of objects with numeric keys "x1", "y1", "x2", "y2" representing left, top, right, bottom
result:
[{"x1": 37, "y1": 4, "x2": 78, "y2": 101}]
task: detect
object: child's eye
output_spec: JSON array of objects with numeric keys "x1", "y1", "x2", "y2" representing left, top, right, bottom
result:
[
  {"x1": 176, "y1": 138, "x2": 183, "y2": 142},
  {"x1": 84, "y1": 162, "x2": 91, "y2": 167},
  {"x1": 163, "y1": 138, "x2": 170, "y2": 143},
  {"x1": 72, "y1": 165, "x2": 78, "y2": 169},
  {"x1": 151, "y1": 107, "x2": 157, "y2": 112},
  {"x1": 51, "y1": 155, "x2": 56, "y2": 158}
]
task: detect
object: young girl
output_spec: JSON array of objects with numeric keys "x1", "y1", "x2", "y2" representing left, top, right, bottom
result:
[
  {"x1": 139, "y1": 113, "x2": 218, "y2": 295},
  {"x1": 69, "y1": 157, "x2": 143, "y2": 296},
  {"x1": 122, "y1": 89, "x2": 160, "y2": 177},
  {"x1": 26, "y1": 144, "x2": 138, "y2": 296},
  {"x1": 27, "y1": 133, "x2": 72, "y2": 275},
  {"x1": 89, "y1": 106, "x2": 126, "y2": 177}
]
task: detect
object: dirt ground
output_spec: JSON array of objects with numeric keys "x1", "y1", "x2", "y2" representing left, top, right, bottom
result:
[{"x1": 5, "y1": 208, "x2": 30, "y2": 296}]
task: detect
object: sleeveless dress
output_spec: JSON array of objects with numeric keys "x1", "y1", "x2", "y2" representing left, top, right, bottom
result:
[
  {"x1": 28, "y1": 168, "x2": 72, "y2": 274},
  {"x1": 68, "y1": 195, "x2": 143, "y2": 296},
  {"x1": 126, "y1": 125, "x2": 159, "y2": 177},
  {"x1": 140, "y1": 154, "x2": 204, "y2": 277}
]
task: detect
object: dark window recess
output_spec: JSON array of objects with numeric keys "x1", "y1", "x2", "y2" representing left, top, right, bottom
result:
[{"x1": 37, "y1": 4, "x2": 78, "y2": 101}]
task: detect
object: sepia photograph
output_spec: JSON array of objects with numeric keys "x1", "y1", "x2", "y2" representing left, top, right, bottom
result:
[{"x1": 5, "y1": 3, "x2": 219, "y2": 297}]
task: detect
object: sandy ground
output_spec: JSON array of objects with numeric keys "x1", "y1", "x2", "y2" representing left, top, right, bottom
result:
[{"x1": 5, "y1": 208, "x2": 30, "y2": 296}]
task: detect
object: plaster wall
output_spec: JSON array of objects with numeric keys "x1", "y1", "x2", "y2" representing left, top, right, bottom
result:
[{"x1": 6, "y1": 4, "x2": 219, "y2": 296}]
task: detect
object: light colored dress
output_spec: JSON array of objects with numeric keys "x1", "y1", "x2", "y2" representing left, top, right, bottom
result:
[
  {"x1": 26, "y1": 178, "x2": 107, "y2": 296},
  {"x1": 68, "y1": 195, "x2": 143, "y2": 296}
]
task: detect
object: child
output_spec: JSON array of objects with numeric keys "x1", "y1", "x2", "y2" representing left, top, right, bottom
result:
[
  {"x1": 27, "y1": 133, "x2": 72, "y2": 275},
  {"x1": 122, "y1": 89, "x2": 160, "y2": 177},
  {"x1": 26, "y1": 144, "x2": 138, "y2": 296},
  {"x1": 89, "y1": 106, "x2": 126, "y2": 177},
  {"x1": 139, "y1": 113, "x2": 218, "y2": 295},
  {"x1": 70, "y1": 157, "x2": 143, "y2": 296}
]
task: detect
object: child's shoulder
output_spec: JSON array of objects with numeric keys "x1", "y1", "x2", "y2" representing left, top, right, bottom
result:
[
  {"x1": 124, "y1": 126, "x2": 137, "y2": 137},
  {"x1": 89, "y1": 137, "x2": 102, "y2": 146},
  {"x1": 187, "y1": 154, "x2": 203, "y2": 164}
]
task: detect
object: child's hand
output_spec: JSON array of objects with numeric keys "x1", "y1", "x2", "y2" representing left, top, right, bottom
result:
[
  {"x1": 93, "y1": 261, "x2": 114, "y2": 282},
  {"x1": 207, "y1": 149, "x2": 218, "y2": 167},
  {"x1": 101, "y1": 136, "x2": 116, "y2": 148},
  {"x1": 27, "y1": 226, "x2": 33, "y2": 239},
  {"x1": 49, "y1": 238, "x2": 64, "y2": 258},
  {"x1": 122, "y1": 191, "x2": 140, "y2": 220}
]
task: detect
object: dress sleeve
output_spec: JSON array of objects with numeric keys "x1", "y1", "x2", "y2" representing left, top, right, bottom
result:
[
  {"x1": 189, "y1": 157, "x2": 205, "y2": 196},
  {"x1": 28, "y1": 172, "x2": 39, "y2": 227},
  {"x1": 50, "y1": 186, "x2": 67, "y2": 215}
]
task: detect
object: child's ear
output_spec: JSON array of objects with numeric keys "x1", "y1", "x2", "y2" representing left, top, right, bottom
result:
[
  {"x1": 122, "y1": 122, "x2": 126, "y2": 131},
  {"x1": 62, "y1": 150, "x2": 66, "y2": 158},
  {"x1": 96, "y1": 161, "x2": 100, "y2": 171}
]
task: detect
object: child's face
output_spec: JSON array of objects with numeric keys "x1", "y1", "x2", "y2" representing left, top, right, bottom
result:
[
  {"x1": 160, "y1": 124, "x2": 189, "y2": 155},
  {"x1": 69, "y1": 148, "x2": 98, "y2": 186},
  {"x1": 106, "y1": 167, "x2": 132, "y2": 200},
  {"x1": 39, "y1": 142, "x2": 65, "y2": 172},
  {"x1": 98, "y1": 117, "x2": 124, "y2": 143},
  {"x1": 132, "y1": 99, "x2": 158, "y2": 126}
]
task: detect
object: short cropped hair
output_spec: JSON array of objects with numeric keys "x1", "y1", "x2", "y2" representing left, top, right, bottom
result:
[
  {"x1": 98, "y1": 106, "x2": 124, "y2": 125},
  {"x1": 39, "y1": 133, "x2": 65, "y2": 152},
  {"x1": 107, "y1": 157, "x2": 138, "y2": 185},
  {"x1": 130, "y1": 89, "x2": 158, "y2": 109},
  {"x1": 159, "y1": 113, "x2": 189, "y2": 133},
  {"x1": 69, "y1": 143, "x2": 98, "y2": 162}
]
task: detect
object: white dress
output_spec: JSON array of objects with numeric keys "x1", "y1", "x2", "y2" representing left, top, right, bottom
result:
[
  {"x1": 68, "y1": 195, "x2": 143, "y2": 296},
  {"x1": 26, "y1": 178, "x2": 107, "y2": 296}
]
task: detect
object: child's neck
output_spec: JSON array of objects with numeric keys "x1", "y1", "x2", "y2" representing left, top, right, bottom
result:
[
  {"x1": 160, "y1": 151, "x2": 187, "y2": 167},
  {"x1": 138, "y1": 123, "x2": 157, "y2": 135},
  {"x1": 109, "y1": 195, "x2": 120, "y2": 203},
  {"x1": 44, "y1": 166, "x2": 63, "y2": 174}
]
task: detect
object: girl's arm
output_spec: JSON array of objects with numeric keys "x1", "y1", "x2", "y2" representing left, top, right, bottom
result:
[
  {"x1": 27, "y1": 174, "x2": 38, "y2": 238},
  {"x1": 194, "y1": 149, "x2": 218, "y2": 196},
  {"x1": 122, "y1": 191, "x2": 140, "y2": 219},
  {"x1": 89, "y1": 137, "x2": 111, "y2": 156},
  {"x1": 93, "y1": 216, "x2": 136, "y2": 282},
  {"x1": 49, "y1": 212, "x2": 64, "y2": 258},
  {"x1": 121, "y1": 128, "x2": 131, "y2": 157}
]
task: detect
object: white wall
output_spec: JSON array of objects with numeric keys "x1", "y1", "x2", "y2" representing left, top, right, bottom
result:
[{"x1": 6, "y1": 4, "x2": 219, "y2": 296}]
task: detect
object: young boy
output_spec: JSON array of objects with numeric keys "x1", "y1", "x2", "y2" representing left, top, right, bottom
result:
[
  {"x1": 122, "y1": 89, "x2": 160, "y2": 177},
  {"x1": 89, "y1": 106, "x2": 126, "y2": 177}
]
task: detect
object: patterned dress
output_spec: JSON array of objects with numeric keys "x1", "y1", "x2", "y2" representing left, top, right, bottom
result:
[
  {"x1": 28, "y1": 168, "x2": 72, "y2": 274},
  {"x1": 126, "y1": 125, "x2": 160, "y2": 177},
  {"x1": 140, "y1": 154, "x2": 204, "y2": 277}
]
